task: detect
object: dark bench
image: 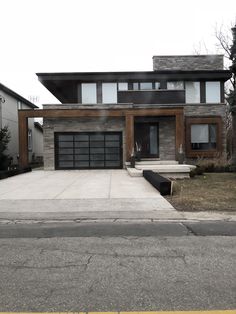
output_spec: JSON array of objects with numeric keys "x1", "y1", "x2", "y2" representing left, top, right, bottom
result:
[{"x1": 143, "y1": 170, "x2": 171, "y2": 196}]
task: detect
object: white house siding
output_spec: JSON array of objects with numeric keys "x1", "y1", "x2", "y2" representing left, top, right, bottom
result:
[{"x1": 0, "y1": 89, "x2": 43, "y2": 164}]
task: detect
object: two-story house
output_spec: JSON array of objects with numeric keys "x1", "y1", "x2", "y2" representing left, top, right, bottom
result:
[
  {"x1": 0, "y1": 82, "x2": 43, "y2": 165},
  {"x1": 18, "y1": 55, "x2": 230, "y2": 173}
]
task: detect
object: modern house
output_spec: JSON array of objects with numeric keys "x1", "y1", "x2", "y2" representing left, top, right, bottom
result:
[
  {"x1": 0, "y1": 82, "x2": 43, "y2": 164},
  {"x1": 18, "y1": 55, "x2": 231, "y2": 175}
]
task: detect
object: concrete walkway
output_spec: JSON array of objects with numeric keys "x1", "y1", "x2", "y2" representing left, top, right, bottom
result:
[{"x1": 0, "y1": 170, "x2": 174, "y2": 213}]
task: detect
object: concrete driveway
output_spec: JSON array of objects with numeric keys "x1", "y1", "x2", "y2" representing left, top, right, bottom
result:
[{"x1": 0, "y1": 170, "x2": 174, "y2": 213}]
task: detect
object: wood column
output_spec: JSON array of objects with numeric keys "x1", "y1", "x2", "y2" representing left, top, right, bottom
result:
[
  {"x1": 175, "y1": 112, "x2": 184, "y2": 160},
  {"x1": 125, "y1": 114, "x2": 134, "y2": 161},
  {"x1": 18, "y1": 112, "x2": 28, "y2": 168}
]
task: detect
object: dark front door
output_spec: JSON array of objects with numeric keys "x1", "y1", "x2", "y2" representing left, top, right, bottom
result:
[
  {"x1": 55, "y1": 132, "x2": 123, "y2": 169},
  {"x1": 134, "y1": 123, "x2": 159, "y2": 158}
]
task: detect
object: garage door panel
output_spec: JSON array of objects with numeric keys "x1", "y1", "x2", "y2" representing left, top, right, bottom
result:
[
  {"x1": 74, "y1": 142, "x2": 89, "y2": 148},
  {"x1": 59, "y1": 148, "x2": 74, "y2": 154},
  {"x1": 105, "y1": 141, "x2": 120, "y2": 147},
  {"x1": 75, "y1": 148, "x2": 89, "y2": 154},
  {"x1": 55, "y1": 132, "x2": 122, "y2": 169},
  {"x1": 75, "y1": 161, "x2": 89, "y2": 167},
  {"x1": 74, "y1": 155, "x2": 90, "y2": 161},
  {"x1": 90, "y1": 141, "x2": 104, "y2": 148}
]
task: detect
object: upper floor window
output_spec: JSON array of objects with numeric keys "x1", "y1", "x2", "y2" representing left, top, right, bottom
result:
[
  {"x1": 205, "y1": 81, "x2": 221, "y2": 103},
  {"x1": 185, "y1": 81, "x2": 200, "y2": 103},
  {"x1": 167, "y1": 81, "x2": 184, "y2": 90},
  {"x1": 140, "y1": 82, "x2": 153, "y2": 90},
  {"x1": 81, "y1": 83, "x2": 97, "y2": 104},
  {"x1": 118, "y1": 82, "x2": 128, "y2": 91},
  {"x1": 133, "y1": 83, "x2": 139, "y2": 90},
  {"x1": 155, "y1": 82, "x2": 160, "y2": 89},
  {"x1": 102, "y1": 83, "x2": 117, "y2": 103}
]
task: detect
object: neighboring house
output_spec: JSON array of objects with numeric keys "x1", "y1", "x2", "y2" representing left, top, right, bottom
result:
[
  {"x1": 0, "y1": 82, "x2": 43, "y2": 164},
  {"x1": 18, "y1": 55, "x2": 231, "y2": 171}
]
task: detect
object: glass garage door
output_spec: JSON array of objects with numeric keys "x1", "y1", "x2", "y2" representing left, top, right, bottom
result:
[{"x1": 55, "y1": 132, "x2": 122, "y2": 169}]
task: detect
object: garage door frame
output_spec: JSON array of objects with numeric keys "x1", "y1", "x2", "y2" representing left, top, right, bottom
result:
[{"x1": 54, "y1": 131, "x2": 123, "y2": 170}]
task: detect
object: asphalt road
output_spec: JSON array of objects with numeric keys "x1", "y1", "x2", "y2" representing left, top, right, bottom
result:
[{"x1": 0, "y1": 221, "x2": 235, "y2": 312}]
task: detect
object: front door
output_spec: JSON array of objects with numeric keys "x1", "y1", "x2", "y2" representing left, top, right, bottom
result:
[{"x1": 134, "y1": 123, "x2": 159, "y2": 158}]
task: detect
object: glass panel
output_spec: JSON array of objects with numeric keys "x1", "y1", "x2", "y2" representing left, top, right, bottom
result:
[
  {"x1": 74, "y1": 155, "x2": 89, "y2": 161},
  {"x1": 140, "y1": 82, "x2": 153, "y2": 90},
  {"x1": 90, "y1": 148, "x2": 104, "y2": 154},
  {"x1": 118, "y1": 82, "x2": 128, "y2": 91},
  {"x1": 58, "y1": 142, "x2": 73, "y2": 148},
  {"x1": 58, "y1": 161, "x2": 73, "y2": 167},
  {"x1": 102, "y1": 83, "x2": 117, "y2": 103},
  {"x1": 105, "y1": 154, "x2": 120, "y2": 161},
  {"x1": 74, "y1": 161, "x2": 89, "y2": 167},
  {"x1": 90, "y1": 161, "x2": 104, "y2": 167},
  {"x1": 81, "y1": 83, "x2": 97, "y2": 104},
  {"x1": 106, "y1": 161, "x2": 120, "y2": 167},
  {"x1": 74, "y1": 148, "x2": 89, "y2": 154},
  {"x1": 206, "y1": 81, "x2": 221, "y2": 103},
  {"x1": 155, "y1": 82, "x2": 160, "y2": 89},
  {"x1": 59, "y1": 155, "x2": 73, "y2": 161},
  {"x1": 149, "y1": 125, "x2": 158, "y2": 155},
  {"x1": 133, "y1": 82, "x2": 139, "y2": 90},
  {"x1": 90, "y1": 154, "x2": 105, "y2": 161},
  {"x1": 74, "y1": 134, "x2": 89, "y2": 141},
  {"x1": 105, "y1": 147, "x2": 120, "y2": 154},
  {"x1": 105, "y1": 134, "x2": 120, "y2": 141},
  {"x1": 191, "y1": 124, "x2": 209, "y2": 143},
  {"x1": 59, "y1": 148, "x2": 73, "y2": 154},
  {"x1": 209, "y1": 124, "x2": 217, "y2": 143},
  {"x1": 90, "y1": 134, "x2": 104, "y2": 141},
  {"x1": 105, "y1": 141, "x2": 120, "y2": 147},
  {"x1": 74, "y1": 142, "x2": 89, "y2": 148},
  {"x1": 167, "y1": 81, "x2": 184, "y2": 90},
  {"x1": 90, "y1": 141, "x2": 104, "y2": 148},
  {"x1": 185, "y1": 82, "x2": 200, "y2": 103},
  {"x1": 58, "y1": 135, "x2": 73, "y2": 141}
]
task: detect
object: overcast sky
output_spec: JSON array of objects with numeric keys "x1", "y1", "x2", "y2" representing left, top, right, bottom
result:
[{"x1": 0, "y1": 0, "x2": 235, "y2": 106}]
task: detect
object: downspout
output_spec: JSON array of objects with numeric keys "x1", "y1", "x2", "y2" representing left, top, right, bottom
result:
[{"x1": 0, "y1": 94, "x2": 6, "y2": 129}]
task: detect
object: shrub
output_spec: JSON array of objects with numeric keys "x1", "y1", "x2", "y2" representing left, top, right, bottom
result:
[{"x1": 0, "y1": 126, "x2": 11, "y2": 170}]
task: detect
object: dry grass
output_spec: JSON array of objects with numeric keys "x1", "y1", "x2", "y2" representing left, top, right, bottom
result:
[{"x1": 165, "y1": 173, "x2": 236, "y2": 211}]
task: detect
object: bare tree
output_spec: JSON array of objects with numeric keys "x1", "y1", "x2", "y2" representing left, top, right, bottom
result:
[{"x1": 214, "y1": 23, "x2": 236, "y2": 165}]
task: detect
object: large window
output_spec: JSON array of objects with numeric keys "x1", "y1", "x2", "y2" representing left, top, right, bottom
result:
[
  {"x1": 102, "y1": 83, "x2": 117, "y2": 103},
  {"x1": 206, "y1": 81, "x2": 221, "y2": 103},
  {"x1": 81, "y1": 83, "x2": 97, "y2": 104},
  {"x1": 191, "y1": 124, "x2": 217, "y2": 150},
  {"x1": 167, "y1": 81, "x2": 184, "y2": 90},
  {"x1": 186, "y1": 117, "x2": 222, "y2": 157},
  {"x1": 185, "y1": 82, "x2": 200, "y2": 103}
]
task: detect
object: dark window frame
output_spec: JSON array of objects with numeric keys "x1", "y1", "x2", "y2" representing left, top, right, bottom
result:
[{"x1": 185, "y1": 116, "x2": 222, "y2": 158}]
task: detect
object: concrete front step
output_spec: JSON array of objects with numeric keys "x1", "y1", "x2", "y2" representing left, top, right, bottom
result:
[
  {"x1": 125, "y1": 160, "x2": 178, "y2": 166},
  {"x1": 127, "y1": 164, "x2": 196, "y2": 179}
]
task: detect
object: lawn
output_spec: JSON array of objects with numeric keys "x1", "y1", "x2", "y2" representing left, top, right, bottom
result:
[{"x1": 165, "y1": 172, "x2": 236, "y2": 211}]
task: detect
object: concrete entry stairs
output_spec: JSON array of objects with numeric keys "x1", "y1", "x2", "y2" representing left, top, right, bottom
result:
[{"x1": 126, "y1": 160, "x2": 196, "y2": 179}]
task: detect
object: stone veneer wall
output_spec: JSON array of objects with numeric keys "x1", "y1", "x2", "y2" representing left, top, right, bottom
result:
[
  {"x1": 43, "y1": 117, "x2": 125, "y2": 170},
  {"x1": 153, "y1": 55, "x2": 224, "y2": 71},
  {"x1": 184, "y1": 104, "x2": 227, "y2": 163},
  {"x1": 159, "y1": 119, "x2": 176, "y2": 160}
]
